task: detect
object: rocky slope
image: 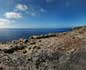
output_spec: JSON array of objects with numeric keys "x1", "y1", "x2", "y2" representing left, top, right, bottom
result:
[{"x1": 0, "y1": 26, "x2": 86, "y2": 70}]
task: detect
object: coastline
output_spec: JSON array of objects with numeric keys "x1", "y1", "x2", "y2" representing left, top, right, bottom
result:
[{"x1": 0, "y1": 28, "x2": 72, "y2": 42}]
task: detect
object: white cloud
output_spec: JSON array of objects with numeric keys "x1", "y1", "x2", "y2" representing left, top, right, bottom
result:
[
  {"x1": 40, "y1": 8, "x2": 46, "y2": 12},
  {"x1": 16, "y1": 4, "x2": 28, "y2": 11},
  {"x1": 30, "y1": 8, "x2": 46, "y2": 17},
  {"x1": 0, "y1": 19, "x2": 10, "y2": 26},
  {"x1": 5, "y1": 12, "x2": 22, "y2": 19},
  {"x1": 31, "y1": 12, "x2": 37, "y2": 16}
]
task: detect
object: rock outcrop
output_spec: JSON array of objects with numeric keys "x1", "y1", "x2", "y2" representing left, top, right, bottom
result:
[{"x1": 0, "y1": 26, "x2": 86, "y2": 70}]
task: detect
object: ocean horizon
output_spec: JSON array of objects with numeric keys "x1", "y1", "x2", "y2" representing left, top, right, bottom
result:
[{"x1": 0, "y1": 28, "x2": 72, "y2": 42}]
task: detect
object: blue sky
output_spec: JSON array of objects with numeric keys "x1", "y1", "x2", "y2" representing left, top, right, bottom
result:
[{"x1": 0, "y1": 0, "x2": 86, "y2": 28}]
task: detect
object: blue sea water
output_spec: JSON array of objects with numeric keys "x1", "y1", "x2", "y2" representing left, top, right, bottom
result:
[{"x1": 0, "y1": 28, "x2": 72, "y2": 42}]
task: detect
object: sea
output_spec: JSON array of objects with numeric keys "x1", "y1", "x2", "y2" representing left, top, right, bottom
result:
[{"x1": 0, "y1": 28, "x2": 72, "y2": 42}]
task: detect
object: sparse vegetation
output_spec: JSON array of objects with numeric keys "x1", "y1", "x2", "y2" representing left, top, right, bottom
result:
[{"x1": 0, "y1": 26, "x2": 86, "y2": 70}]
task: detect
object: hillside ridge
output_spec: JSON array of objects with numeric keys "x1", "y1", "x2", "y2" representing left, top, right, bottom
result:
[{"x1": 0, "y1": 26, "x2": 86, "y2": 70}]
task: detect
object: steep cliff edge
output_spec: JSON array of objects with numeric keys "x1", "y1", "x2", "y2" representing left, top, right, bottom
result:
[{"x1": 0, "y1": 26, "x2": 86, "y2": 70}]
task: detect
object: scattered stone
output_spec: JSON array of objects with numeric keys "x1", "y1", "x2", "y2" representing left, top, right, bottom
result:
[
  {"x1": 28, "y1": 47, "x2": 31, "y2": 50},
  {"x1": 37, "y1": 47, "x2": 41, "y2": 49},
  {"x1": 0, "y1": 26, "x2": 86, "y2": 70},
  {"x1": 33, "y1": 46, "x2": 37, "y2": 49},
  {"x1": 24, "y1": 39, "x2": 28, "y2": 43},
  {"x1": 23, "y1": 50, "x2": 27, "y2": 54}
]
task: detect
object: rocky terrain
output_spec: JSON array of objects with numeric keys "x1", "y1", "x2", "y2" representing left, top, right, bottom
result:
[{"x1": 0, "y1": 26, "x2": 86, "y2": 70}]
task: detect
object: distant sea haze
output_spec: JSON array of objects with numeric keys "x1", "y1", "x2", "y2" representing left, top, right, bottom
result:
[{"x1": 0, "y1": 28, "x2": 72, "y2": 42}]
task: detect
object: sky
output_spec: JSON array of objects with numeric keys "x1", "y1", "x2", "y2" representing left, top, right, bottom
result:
[{"x1": 0, "y1": 0, "x2": 86, "y2": 28}]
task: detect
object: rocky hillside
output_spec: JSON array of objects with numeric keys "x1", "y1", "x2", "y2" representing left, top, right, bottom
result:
[{"x1": 0, "y1": 26, "x2": 86, "y2": 70}]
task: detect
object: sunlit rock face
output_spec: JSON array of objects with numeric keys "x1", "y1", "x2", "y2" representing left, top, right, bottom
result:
[{"x1": 0, "y1": 26, "x2": 86, "y2": 70}]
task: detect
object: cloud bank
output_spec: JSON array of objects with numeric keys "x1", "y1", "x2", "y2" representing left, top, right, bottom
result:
[
  {"x1": 16, "y1": 4, "x2": 28, "y2": 11},
  {"x1": 0, "y1": 19, "x2": 10, "y2": 26},
  {"x1": 5, "y1": 12, "x2": 22, "y2": 19}
]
